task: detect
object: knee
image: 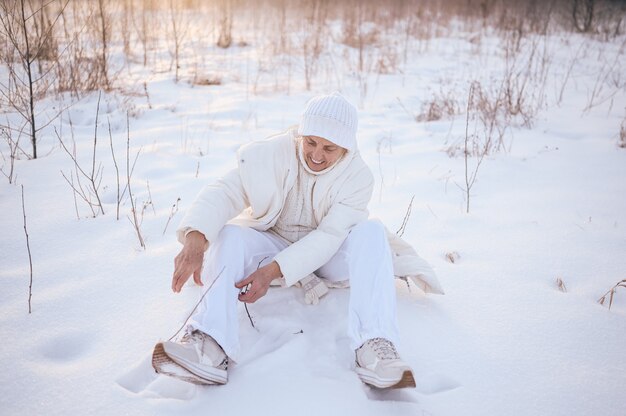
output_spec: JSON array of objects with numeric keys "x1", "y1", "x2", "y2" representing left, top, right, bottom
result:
[
  {"x1": 349, "y1": 219, "x2": 386, "y2": 241},
  {"x1": 215, "y1": 224, "x2": 244, "y2": 247}
]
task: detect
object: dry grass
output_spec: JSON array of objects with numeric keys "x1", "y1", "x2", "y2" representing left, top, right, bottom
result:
[
  {"x1": 598, "y1": 279, "x2": 626, "y2": 310},
  {"x1": 445, "y1": 251, "x2": 460, "y2": 264},
  {"x1": 416, "y1": 89, "x2": 460, "y2": 122}
]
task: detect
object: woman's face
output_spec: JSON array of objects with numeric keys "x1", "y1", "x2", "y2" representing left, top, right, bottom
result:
[{"x1": 302, "y1": 135, "x2": 346, "y2": 172}]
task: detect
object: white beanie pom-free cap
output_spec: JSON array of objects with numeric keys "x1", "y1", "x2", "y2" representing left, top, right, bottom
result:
[{"x1": 297, "y1": 92, "x2": 358, "y2": 151}]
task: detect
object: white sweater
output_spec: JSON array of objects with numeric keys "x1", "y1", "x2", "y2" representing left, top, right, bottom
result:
[{"x1": 177, "y1": 130, "x2": 443, "y2": 294}]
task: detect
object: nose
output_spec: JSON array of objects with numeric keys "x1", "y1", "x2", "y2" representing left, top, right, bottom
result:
[{"x1": 311, "y1": 147, "x2": 324, "y2": 161}]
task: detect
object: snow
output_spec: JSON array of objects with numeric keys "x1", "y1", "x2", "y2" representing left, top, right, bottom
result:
[{"x1": 1, "y1": 11, "x2": 626, "y2": 416}]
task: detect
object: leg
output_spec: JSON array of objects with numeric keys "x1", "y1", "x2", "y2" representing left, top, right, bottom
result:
[
  {"x1": 186, "y1": 225, "x2": 287, "y2": 361},
  {"x1": 318, "y1": 220, "x2": 414, "y2": 389},
  {"x1": 316, "y1": 219, "x2": 400, "y2": 351}
]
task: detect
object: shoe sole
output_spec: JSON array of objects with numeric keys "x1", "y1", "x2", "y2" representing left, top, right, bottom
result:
[
  {"x1": 356, "y1": 368, "x2": 416, "y2": 389},
  {"x1": 152, "y1": 342, "x2": 222, "y2": 386}
]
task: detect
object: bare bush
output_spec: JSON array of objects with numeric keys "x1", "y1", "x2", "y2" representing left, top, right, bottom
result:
[
  {"x1": 216, "y1": 0, "x2": 233, "y2": 48},
  {"x1": 0, "y1": 0, "x2": 68, "y2": 159},
  {"x1": 58, "y1": 93, "x2": 105, "y2": 218},
  {"x1": 167, "y1": 0, "x2": 189, "y2": 82},
  {"x1": 572, "y1": 0, "x2": 595, "y2": 33},
  {"x1": 416, "y1": 89, "x2": 460, "y2": 122}
]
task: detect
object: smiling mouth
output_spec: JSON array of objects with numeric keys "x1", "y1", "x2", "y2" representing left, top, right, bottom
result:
[{"x1": 310, "y1": 157, "x2": 325, "y2": 165}]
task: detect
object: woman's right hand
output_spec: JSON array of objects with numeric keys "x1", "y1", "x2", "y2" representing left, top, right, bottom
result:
[{"x1": 171, "y1": 231, "x2": 207, "y2": 293}]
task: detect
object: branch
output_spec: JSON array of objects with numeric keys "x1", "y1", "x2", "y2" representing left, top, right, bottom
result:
[{"x1": 21, "y1": 184, "x2": 33, "y2": 313}]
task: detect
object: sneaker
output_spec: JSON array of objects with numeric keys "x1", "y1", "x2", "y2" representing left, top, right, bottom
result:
[
  {"x1": 355, "y1": 338, "x2": 416, "y2": 389},
  {"x1": 162, "y1": 330, "x2": 228, "y2": 384}
]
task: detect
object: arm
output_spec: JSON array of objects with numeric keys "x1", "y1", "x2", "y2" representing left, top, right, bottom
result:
[{"x1": 176, "y1": 168, "x2": 249, "y2": 247}]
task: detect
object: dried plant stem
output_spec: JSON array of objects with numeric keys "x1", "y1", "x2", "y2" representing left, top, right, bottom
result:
[
  {"x1": 91, "y1": 93, "x2": 104, "y2": 215},
  {"x1": 597, "y1": 279, "x2": 626, "y2": 310},
  {"x1": 168, "y1": 266, "x2": 225, "y2": 341},
  {"x1": 163, "y1": 197, "x2": 181, "y2": 235},
  {"x1": 463, "y1": 82, "x2": 487, "y2": 214},
  {"x1": 396, "y1": 195, "x2": 415, "y2": 237},
  {"x1": 21, "y1": 184, "x2": 33, "y2": 313},
  {"x1": 243, "y1": 256, "x2": 269, "y2": 330},
  {"x1": 108, "y1": 117, "x2": 121, "y2": 220},
  {"x1": 126, "y1": 113, "x2": 145, "y2": 249}
]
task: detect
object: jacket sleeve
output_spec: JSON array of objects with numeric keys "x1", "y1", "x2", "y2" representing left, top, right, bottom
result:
[
  {"x1": 176, "y1": 168, "x2": 249, "y2": 246},
  {"x1": 273, "y1": 167, "x2": 374, "y2": 287}
]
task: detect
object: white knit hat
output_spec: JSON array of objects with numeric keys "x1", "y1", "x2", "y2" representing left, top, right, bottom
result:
[{"x1": 297, "y1": 92, "x2": 358, "y2": 151}]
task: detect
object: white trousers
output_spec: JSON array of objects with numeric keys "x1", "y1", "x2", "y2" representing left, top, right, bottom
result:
[{"x1": 187, "y1": 220, "x2": 400, "y2": 361}]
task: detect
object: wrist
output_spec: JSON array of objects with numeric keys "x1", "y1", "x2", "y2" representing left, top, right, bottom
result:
[
  {"x1": 185, "y1": 231, "x2": 208, "y2": 250},
  {"x1": 267, "y1": 261, "x2": 283, "y2": 279}
]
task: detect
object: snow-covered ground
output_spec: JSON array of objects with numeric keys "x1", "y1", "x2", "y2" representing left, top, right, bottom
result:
[{"x1": 1, "y1": 10, "x2": 625, "y2": 416}]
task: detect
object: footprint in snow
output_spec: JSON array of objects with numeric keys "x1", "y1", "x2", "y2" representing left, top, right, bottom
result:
[{"x1": 38, "y1": 331, "x2": 93, "y2": 362}]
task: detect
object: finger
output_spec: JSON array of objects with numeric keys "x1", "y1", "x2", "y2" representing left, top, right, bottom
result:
[
  {"x1": 173, "y1": 267, "x2": 191, "y2": 293},
  {"x1": 235, "y1": 274, "x2": 254, "y2": 289},
  {"x1": 193, "y1": 269, "x2": 203, "y2": 286},
  {"x1": 238, "y1": 291, "x2": 257, "y2": 303}
]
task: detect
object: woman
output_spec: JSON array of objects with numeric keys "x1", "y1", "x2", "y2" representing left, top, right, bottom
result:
[{"x1": 160, "y1": 92, "x2": 443, "y2": 389}]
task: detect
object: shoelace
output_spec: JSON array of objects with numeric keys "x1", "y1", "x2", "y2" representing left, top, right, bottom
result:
[
  {"x1": 180, "y1": 329, "x2": 206, "y2": 345},
  {"x1": 368, "y1": 337, "x2": 400, "y2": 360}
]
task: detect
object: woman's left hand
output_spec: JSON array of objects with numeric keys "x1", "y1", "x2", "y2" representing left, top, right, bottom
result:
[{"x1": 235, "y1": 261, "x2": 282, "y2": 303}]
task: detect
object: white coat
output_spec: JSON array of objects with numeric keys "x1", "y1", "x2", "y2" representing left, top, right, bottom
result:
[{"x1": 177, "y1": 130, "x2": 443, "y2": 294}]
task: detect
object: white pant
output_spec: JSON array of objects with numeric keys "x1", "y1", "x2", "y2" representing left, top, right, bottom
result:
[{"x1": 187, "y1": 220, "x2": 400, "y2": 361}]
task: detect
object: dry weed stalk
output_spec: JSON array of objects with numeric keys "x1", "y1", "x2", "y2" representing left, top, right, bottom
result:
[
  {"x1": 556, "y1": 277, "x2": 567, "y2": 292},
  {"x1": 396, "y1": 195, "x2": 415, "y2": 237},
  {"x1": 597, "y1": 279, "x2": 626, "y2": 310},
  {"x1": 125, "y1": 112, "x2": 145, "y2": 249},
  {"x1": 463, "y1": 82, "x2": 489, "y2": 214},
  {"x1": 168, "y1": 266, "x2": 226, "y2": 341},
  {"x1": 107, "y1": 117, "x2": 121, "y2": 220},
  {"x1": 445, "y1": 252, "x2": 460, "y2": 264},
  {"x1": 583, "y1": 42, "x2": 625, "y2": 113},
  {"x1": 0, "y1": 121, "x2": 20, "y2": 184},
  {"x1": 21, "y1": 184, "x2": 33, "y2": 313},
  {"x1": 163, "y1": 197, "x2": 181, "y2": 235}
]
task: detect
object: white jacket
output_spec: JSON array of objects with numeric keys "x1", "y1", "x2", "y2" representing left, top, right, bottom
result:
[{"x1": 177, "y1": 131, "x2": 443, "y2": 294}]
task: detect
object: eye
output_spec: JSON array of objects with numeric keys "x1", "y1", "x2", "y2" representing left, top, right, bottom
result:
[{"x1": 306, "y1": 138, "x2": 316, "y2": 146}]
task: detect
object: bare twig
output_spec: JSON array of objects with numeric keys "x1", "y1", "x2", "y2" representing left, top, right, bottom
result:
[
  {"x1": 396, "y1": 195, "x2": 415, "y2": 237},
  {"x1": 162, "y1": 197, "x2": 181, "y2": 235},
  {"x1": 125, "y1": 112, "x2": 145, "y2": 249},
  {"x1": 21, "y1": 184, "x2": 33, "y2": 313},
  {"x1": 168, "y1": 266, "x2": 226, "y2": 341},
  {"x1": 556, "y1": 277, "x2": 567, "y2": 292},
  {"x1": 146, "y1": 180, "x2": 156, "y2": 215},
  {"x1": 242, "y1": 256, "x2": 269, "y2": 330},
  {"x1": 107, "y1": 117, "x2": 120, "y2": 220}
]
